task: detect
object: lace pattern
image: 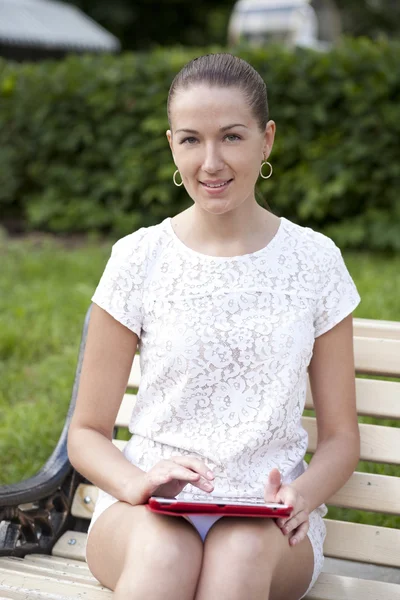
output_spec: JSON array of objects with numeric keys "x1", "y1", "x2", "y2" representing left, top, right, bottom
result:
[{"x1": 90, "y1": 215, "x2": 360, "y2": 589}]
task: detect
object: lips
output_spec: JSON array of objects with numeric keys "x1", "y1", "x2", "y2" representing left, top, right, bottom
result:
[{"x1": 200, "y1": 179, "x2": 233, "y2": 189}]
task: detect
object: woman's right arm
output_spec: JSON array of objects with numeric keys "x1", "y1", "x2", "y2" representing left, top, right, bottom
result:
[{"x1": 67, "y1": 303, "x2": 148, "y2": 506}]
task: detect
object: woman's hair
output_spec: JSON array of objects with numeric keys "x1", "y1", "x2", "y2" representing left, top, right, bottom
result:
[{"x1": 167, "y1": 53, "x2": 269, "y2": 132}]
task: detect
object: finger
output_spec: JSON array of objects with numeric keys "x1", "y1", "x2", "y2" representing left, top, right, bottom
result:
[
  {"x1": 281, "y1": 511, "x2": 309, "y2": 536},
  {"x1": 156, "y1": 464, "x2": 201, "y2": 486},
  {"x1": 164, "y1": 463, "x2": 214, "y2": 492},
  {"x1": 276, "y1": 517, "x2": 289, "y2": 529},
  {"x1": 264, "y1": 468, "x2": 282, "y2": 501},
  {"x1": 275, "y1": 486, "x2": 298, "y2": 509},
  {"x1": 276, "y1": 507, "x2": 301, "y2": 530},
  {"x1": 171, "y1": 456, "x2": 215, "y2": 480},
  {"x1": 289, "y1": 520, "x2": 310, "y2": 546}
]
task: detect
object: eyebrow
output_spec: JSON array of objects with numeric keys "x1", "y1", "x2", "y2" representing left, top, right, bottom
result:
[{"x1": 174, "y1": 123, "x2": 248, "y2": 134}]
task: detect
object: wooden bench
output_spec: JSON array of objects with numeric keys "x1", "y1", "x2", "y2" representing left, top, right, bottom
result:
[{"x1": 1, "y1": 307, "x2": 399, "y2": 599}]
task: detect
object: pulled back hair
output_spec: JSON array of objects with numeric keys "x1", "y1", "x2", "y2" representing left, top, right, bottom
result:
[{"x1": 167, "y1": 53, "x2": 269, "y2": 132}]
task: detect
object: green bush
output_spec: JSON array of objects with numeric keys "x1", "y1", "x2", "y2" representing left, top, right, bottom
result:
[{"x1": 1, "y1": 38, "x2": 399, "y2": 249}]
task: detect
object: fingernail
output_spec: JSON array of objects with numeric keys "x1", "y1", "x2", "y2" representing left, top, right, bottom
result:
[
  {"x1": 207, "y1": 471, "x2": 215, "y2": 479},
  {"x1": 291, "y1": 538, "x2": 297, "y2": 546}
]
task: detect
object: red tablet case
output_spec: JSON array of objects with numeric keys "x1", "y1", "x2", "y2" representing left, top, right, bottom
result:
[{"x1": 147, "y1": 496, "x2": 293, "y2": 518}]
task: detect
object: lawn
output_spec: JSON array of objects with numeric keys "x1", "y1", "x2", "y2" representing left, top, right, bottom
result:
[{"x1": 0, "y1": 231, "x2": 399, "y2": 526}]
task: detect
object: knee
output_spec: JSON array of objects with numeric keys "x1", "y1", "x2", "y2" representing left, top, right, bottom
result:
[
  {"x1": 143, "y1": 532, "x2": 202, "y2": 570},
  {"x1": 125, "y1": 519, "x2": 203, "y2": 573},
  {"x1": 221, "y1": 521, "x2": 276, "y2": 565}
]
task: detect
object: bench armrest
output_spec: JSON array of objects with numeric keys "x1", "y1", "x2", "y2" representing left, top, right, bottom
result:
[{"x1": 0, "y1": 305, "x2": 93, "y2": 556}]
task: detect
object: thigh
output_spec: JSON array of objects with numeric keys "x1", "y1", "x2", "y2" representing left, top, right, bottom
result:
[
  {"x1": 86, "y1": 501, "x2": 204, "y2": 590},
  {"x1": 268, "y1": 525, "x2": 314, "y2": 600},
  {"x1": 202, "y1": 517, "x2": 314, "y2": 600}
]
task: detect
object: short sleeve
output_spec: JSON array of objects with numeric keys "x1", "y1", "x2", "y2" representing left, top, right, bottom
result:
[
  {"x1": 91, "y1": 229, "x2": 148, "y2": 337},
  {"x1": 314, "y1": 246, "x2": 361, "y2": 338}
]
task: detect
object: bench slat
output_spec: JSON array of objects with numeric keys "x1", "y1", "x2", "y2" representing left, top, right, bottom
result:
[
  {"x1": 305, "y1": 378, "x2": 400, "y2": 419},
  {"x1": 0, "y1": 566, "x2": 111, "y2": 599},
  {"x1": 23, "y1": 554, "x2": 90, "y2": 570},
  {"x1": 127, "y1": 331, "x2": 400, "y2": 389},
  {"x1": 353, "y1": 318, "x2": 400, "y2": 340},
  {"x1": 324, "y1": 520, "x2": 400, "y2": 568},
  {"x1": 126, "y1": 363, "x2": 400, "y2": 425},
  {"x1": 48, "y1": 521, "x2": 400, "y2": 570},
  {"x1": 305, "y1": 571, "x2": 400, "y2": 600},
  {"x1": 327, "y1": 471, "x2": 400, "y2": 514},
  {"x1": 113, "y1": 419, "x2": 400, "y2": 467},
  {"x1": 115, "y1": 393, "x2": 136, "y2": 425},
  {"x1": 72, "y1": 468, "x2": 400, "y2": 520},
  {"x1": 127, "y1": 357, "x2": 140, "y2": 389},
  {"x1": 2, "y1": 557, "x2": 400, "y2": 600},
  {"x1": 302, "y1": 416, "x2": 400, "y2": 464},
  {"x1": 353, "y1": 337, "x2": 400, "y2": 377},
  {"x1": 120, "y1": 376, "x2": 400, "y2": 428},
  {"x1": 0, "y1": 557, "x2": 94, "y2": 583}
]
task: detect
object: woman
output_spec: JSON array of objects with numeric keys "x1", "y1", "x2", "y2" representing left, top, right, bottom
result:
[{"x1": 67, "y1": 53, "x2": 361, "y2": 599}]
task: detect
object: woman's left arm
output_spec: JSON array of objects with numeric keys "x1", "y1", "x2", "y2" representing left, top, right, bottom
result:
[
  {"x1": 264, "y1": 313, "x2": 361, "y2": 545},
  {"x1": 291, "y1": 312, "x2": 360, "y2": 512}
]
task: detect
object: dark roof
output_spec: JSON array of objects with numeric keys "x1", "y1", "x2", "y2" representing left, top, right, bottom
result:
[{"x1": 0, "y1": 0, "x2": 120, "y2": 52}]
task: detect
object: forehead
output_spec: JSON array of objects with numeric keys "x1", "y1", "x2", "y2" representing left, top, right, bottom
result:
[{"x1": 170, "y1": 85, "x2": 255, "y2": 131}]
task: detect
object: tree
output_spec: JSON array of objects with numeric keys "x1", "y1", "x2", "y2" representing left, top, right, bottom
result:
[
  {"x1": 67, "y1": 0, "x2": 400, "y2": 51},
  {"x1": 334, "y1": 0, "x2": 400, "y2": 39},
  {"x1": 68, "y1": 0, "x2": 236, "y2": 50}
]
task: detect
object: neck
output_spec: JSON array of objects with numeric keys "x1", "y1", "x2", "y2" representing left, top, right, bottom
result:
[{"x1": 173, "y1": 201, "x2": 280, "y2": 256}]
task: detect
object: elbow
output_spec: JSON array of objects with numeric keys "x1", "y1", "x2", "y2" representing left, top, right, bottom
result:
[
  {"x1": 343, "y1": 429, "x2": 361, "y2": 472},
  {"x1": 354, "y1": 431, "x2": 361, "y2": 468},
  {"x1": 67, "y1": 423, "x2": 84, "y2": 470},
  {"x1": 67, "y1": 427, "x2": 76, "y2": 469},
  {"x1": 320, "y1": 428, "x2": 360, "y2": 472}
]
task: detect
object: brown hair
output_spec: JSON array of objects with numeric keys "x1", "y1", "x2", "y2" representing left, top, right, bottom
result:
[{"x1": 167, "y1": 53, "x2": 269, "y2": 132}]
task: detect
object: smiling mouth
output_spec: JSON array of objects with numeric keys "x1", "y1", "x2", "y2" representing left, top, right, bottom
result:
[{"x1": 200, "y1": 179, "x2": 233, "y2": 189}]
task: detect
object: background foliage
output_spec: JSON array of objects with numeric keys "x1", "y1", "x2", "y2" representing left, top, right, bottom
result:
[
  {"x1": 68, "y1": 0, "x2": 235, "y2": 50},
  {"x1": 66, "y1": 0, "x2": 400, "y2": 50},
  {"x1": 1, "y1": 37, "x2": 400, "y2": 250}
]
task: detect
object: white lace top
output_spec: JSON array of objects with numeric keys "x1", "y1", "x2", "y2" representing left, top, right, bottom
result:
[{"x1": 92, "y1": 215, "x2": 361, "y2": 503}]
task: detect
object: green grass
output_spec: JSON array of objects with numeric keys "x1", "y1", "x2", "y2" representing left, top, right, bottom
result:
[{"x1": 0, "y1": 234, "x2": 399, "y2": 527}]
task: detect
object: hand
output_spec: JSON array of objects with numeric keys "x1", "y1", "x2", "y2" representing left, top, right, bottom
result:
[
  {"x1": 140, "y1": 456, "x2": 215, "y2": 502},
  {"x1": 264, "y1": 468, "x2": 310, "y2": 546}
]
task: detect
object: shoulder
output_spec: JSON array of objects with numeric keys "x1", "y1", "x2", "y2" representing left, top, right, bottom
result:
[
  {"x1": 111, "y1": 219, "x2": 168, "y2": 261},
  {"x1": 281, "y1": 217, "x2": 340, "y2": 264}
]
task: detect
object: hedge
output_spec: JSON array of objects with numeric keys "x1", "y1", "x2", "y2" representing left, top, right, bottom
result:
[{"x1": 1, "y1": 38, "x2": 399, "y2": 250}]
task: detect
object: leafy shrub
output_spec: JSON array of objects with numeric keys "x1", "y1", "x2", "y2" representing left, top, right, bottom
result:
[{"x1": 0, "y1": 38, "x2": 399, "y2": 249}]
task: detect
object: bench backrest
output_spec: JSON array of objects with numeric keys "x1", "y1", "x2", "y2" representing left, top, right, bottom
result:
[{"x1": 71, "y1": 317, "x2": 400, "y2": 569}]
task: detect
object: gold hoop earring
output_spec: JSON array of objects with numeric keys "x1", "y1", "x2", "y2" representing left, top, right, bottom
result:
[
  {"x1": 173, "y1": 169, "x2": 183, "y2": 187},
  {"x1": 259, "y1": 161, "x2": 273, "y2": 179}
]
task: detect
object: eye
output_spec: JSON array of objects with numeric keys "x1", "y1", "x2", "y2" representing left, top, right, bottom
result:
[
  {"x1": 225, "y1": 134, "x2": 241, "y2": 142},
  {"x1": 180, "y1": 136, "x2": 198, "y2": 145}
]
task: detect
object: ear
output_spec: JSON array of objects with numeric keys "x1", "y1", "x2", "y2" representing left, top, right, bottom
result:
[
  {"x1": 166, "y1": 129, "x2": 173, "y2": 151},
  {"x1": 166, "y1": 129, "x2": 176, "y2": 163},
  {"x1": 262, "y1": 120, "x2": 276, "y2": 160}
]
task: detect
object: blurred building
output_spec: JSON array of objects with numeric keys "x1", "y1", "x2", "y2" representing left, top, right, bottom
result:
[
  {"x1": 0, "y1": 0, "x2": 120, "y2": 61},
  {"x1": 228, "y1": 0, "x2": 342, "y2": 51}
]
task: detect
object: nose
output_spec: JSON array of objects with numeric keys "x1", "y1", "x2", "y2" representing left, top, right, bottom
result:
[{"x1": 202, "y1": 143, "x2": 225, "y2": 174}]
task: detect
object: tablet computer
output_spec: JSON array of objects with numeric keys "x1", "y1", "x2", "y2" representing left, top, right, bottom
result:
[{"x1": 147, "y1": 496, "x2": 293, "y2": 518}]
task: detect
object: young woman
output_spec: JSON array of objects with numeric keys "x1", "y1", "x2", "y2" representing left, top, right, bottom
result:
[{"x1": 67, "y1": 53, "x2": 361, "y2": 600}]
